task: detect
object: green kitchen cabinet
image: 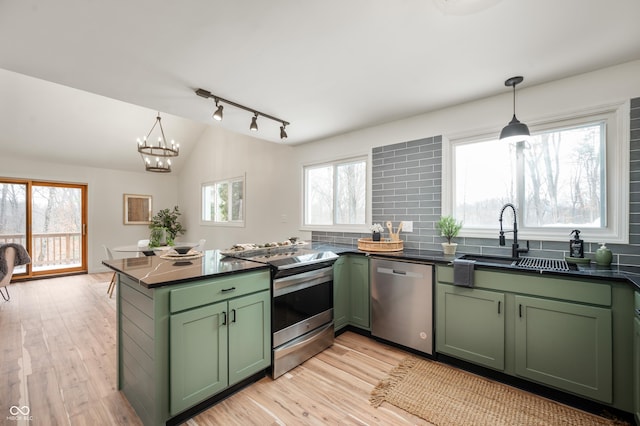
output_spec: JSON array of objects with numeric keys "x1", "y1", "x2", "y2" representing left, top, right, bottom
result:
[
  {"x1": 170, "y1": 301, "x2": 228, "y2": 414},
  {"x1": 333, "y1": 255, "x2": 370, "y2": 331},
  {"x1": 514, "y1": 295, "x2": 612, "y2": 403},
  {"x1": 170, "y1": 289, "x2": 270, "y2": 415},
  {"x1": 349, "y1": 256, "x2": 370, "y2": 329},
  {"x1": 634, "y1": 291, "x2": 640, "y2": 424},
  {"x1": 333, "y1": 256, "x2": 349, "y2": 331},
  {"x1": 436, "y1": 283, "x2": 505, "y2": 370},
  {"x1": 434, "y1": 264, "x2": 633, "y2": 410},
  {"x1": 227, "y1": 291, "x2": 271, "y2": 385},
  {"x1": 117, "y1": 269, "x2": 271, "y2": 426}
]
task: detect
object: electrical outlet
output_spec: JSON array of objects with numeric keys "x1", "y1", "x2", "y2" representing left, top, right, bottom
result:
[
  {"x1": 402, "y1": 221, "x2": 413, "y2": 232},
  {"x1": 280, "y1": 214, "x2": 288, "y2": 223}
]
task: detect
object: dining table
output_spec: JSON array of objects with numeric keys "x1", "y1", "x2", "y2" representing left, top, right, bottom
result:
[{"x1": 112, "y1": 242, "x2": 198, "y2": 256}]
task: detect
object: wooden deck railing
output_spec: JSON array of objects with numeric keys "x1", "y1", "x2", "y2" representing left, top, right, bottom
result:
[{"x1": 0, "y1": 232, "x2": 81, "y2": 269}]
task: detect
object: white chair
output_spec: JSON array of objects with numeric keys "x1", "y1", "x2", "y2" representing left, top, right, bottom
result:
[
  {"x1": 103, "y1": 245, "x2": 116, "y2": 298},
  {"x1": 137, "y1": 239, "x2": 150, "y2": 257},
  {"x1": 195, "y1": 239, "x2": 206, "y2": 252}
]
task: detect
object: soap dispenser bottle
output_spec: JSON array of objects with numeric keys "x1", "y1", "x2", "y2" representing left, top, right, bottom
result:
[
  {"x1": 569, "y1": 229, "x2": 584, "y2": 258},
  {"x1": 595, "y1": 243, "x2": 613, "y2": 266}
]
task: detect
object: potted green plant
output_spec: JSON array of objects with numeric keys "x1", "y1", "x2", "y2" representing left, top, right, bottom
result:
[
  {"x1": 436, "y1": 215, "x2": 463, "y2": 255},
  {"x1": 149, "y1": 206, "x2": 186, "y2": 247}
]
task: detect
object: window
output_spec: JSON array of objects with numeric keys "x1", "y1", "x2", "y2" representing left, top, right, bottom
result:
[
  {"x1": 303, "y1": 157, "x2": 367, "y2": 228},
  {"x1": 446, "y1": 102, "x2": 629, "y2": 243},
  {"x1": 202, "y1": 176, "x2": 245, "y2": 226}
]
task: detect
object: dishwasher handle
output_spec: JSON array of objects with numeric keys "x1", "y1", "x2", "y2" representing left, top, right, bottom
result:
[{"x1": 376, "y1": 266, "x2": 423, "y2": 279}]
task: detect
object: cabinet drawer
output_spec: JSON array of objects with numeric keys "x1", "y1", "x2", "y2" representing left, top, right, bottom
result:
[{"x1": 170, "y1": 271, "x2": 270, "y2": 313}]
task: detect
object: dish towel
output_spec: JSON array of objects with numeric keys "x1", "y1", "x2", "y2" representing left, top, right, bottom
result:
[
  {"x1": 452, "y1": 258, "x2": 475, "y2": 287},
  {"x1": 0, "y1": 243, "x2": 31, "y2": 301}
]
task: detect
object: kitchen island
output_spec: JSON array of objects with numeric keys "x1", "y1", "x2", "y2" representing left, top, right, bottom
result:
[{"x1": 103, "y1": 250, "x2": 271, "y2": 426}]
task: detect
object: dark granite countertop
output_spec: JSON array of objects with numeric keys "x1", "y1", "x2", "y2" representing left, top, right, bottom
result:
[
  {"x1": 310, "y1": 242, "x2": 640, "y2": 292},
  {"x1": 102, "y1": 249, "x2": 270, "y2": 289},
  {"x1": 102, "y1": 242, "x2": 640, "y2": 292}
]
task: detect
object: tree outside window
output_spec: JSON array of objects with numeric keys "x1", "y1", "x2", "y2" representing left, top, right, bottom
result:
[
  {"x1": 304, "y1": 158, "x2": 366, "y2": 227},
  {"x1": 202, "y1": 177, "x2": 245, "y2": 226}
]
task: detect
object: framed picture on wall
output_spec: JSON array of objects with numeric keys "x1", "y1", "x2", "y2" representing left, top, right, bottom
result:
[{"x1": 124, "y1": 194, "x2": 152, "y2": 225}]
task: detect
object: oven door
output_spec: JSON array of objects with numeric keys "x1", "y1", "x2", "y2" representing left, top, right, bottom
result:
[{"x1": 272, "y1": 266, "x2": 333, "y2": 348}]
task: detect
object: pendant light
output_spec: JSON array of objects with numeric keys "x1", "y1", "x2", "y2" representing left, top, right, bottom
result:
[{"x1": 499, "y1": 76, "x2": 530, "y2": 143}]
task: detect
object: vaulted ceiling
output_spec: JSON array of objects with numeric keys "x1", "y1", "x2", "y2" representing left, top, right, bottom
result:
[{"x1": 1, "y1": 0, "x2": 639, "y2": 173}]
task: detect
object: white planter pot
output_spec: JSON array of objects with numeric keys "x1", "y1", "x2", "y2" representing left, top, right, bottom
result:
[{"x1": 442, "y1": 242, "x2": 458, "y2": 255}]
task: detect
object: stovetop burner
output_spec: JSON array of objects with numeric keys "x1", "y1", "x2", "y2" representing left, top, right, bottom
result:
[{"x1": 228, "y1": 246, "x2": 338, "y2": 270}]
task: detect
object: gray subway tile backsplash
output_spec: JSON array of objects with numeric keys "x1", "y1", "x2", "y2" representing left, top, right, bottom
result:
[{"x1": 313, "y1": 100, "x2": 640, "y2": 266}]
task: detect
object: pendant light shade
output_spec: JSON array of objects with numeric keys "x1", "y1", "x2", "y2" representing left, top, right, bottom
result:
[{"x1": 500, "y1": 76, "x2": 529, "y2": 143}]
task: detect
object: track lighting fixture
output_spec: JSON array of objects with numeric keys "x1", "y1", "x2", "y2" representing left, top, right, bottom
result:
[
  {"x1": 499, "y1": 76, "x2": 530, "y2": 143},
  {"x1": 195, "y1": 88, "x2": 290, "y2": 140},
  {"x1": 213, "y1": 99, "x2": 223, "y2": 121},
  {"x1": 137, "y1": 113, "x2": 179, "y2": 173}
]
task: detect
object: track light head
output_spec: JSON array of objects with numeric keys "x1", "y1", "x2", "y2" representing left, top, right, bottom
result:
[
  {"x1": 250, "y1": 114, "x2": 258, "y2": 131},
  {"x1": 213, "y1": 100, "x2": 223, "y2": 121},
  {"x1": 280, "y1": 124, "x2": 288, "y2": 140}
]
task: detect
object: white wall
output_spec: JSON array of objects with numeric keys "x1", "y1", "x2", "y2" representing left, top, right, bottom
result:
[
  {"x1": 2, "y1": 155, "x2": 178, "y2": 273},
  {"x1": 177, "y1": 125, "x2": 310, "y2": 251},
  {"x1": 293, "y1": 60, "x2": 640, "y2": 161},
  {"x1": 5, "y1": 60, "x2": 639, "y2": 273}
]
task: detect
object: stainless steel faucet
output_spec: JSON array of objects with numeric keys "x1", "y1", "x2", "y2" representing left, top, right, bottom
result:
[{"x1": 499, "y1": 203, "x2": 529, "y2": 258}]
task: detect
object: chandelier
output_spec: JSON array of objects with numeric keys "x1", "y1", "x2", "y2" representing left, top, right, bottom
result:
[{"x1": 137, "y1": 113, "x2": 179, "y2": 173}]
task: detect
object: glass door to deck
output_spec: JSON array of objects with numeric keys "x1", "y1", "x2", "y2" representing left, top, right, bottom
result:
[{"x1": 0, "y1": 179, "x2": 88, "y2": 278}]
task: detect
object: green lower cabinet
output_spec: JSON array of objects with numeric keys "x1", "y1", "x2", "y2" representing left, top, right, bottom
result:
[
  {"x1": 436, "y1": 284, "x2": 505, "y2": 370},
  {"x1": 514, "y1": 295, "x2": 612, "y2": 403},
  {"x1": 170, "y1": 289, "x2": 270, "y2": 416},
  {"x1": 349, "y1": 256, "x2": 370, "y2": 330},
  {"x1": 333, "y1": 255, "x2": 370, "y2": 331},
  {"x1": 228, "y1": 291, "x2": 271, "y2": 386},
  {"x1": 333, "y1": 256, "x2": 349, "y2": 331},
  {"x1": 170, "y1": 302, "x2": 228, "y2": 415}
]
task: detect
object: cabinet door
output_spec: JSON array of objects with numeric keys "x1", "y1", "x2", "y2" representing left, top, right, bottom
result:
[
  {"x1": 514, "y1": 295, "x2": 612, "y2": 403},
  {"x1": 228, "y1": 290, "x2": 271, "y2": 386},
  {"x1": 436, "y1": 284, "x2": 505, "y2": 370},
  {"x1": 349, "y1": 256, "x2": 370, "y2": 329},
  {"x1": 634, "y1": 315, "x2": 640, "y2": 424},
  {"x1": 332, "y1": 256, "x2": 349, "y2": 331},
  {"x1": 170, "y1": 301, "x2": 228, "y2": 415}
]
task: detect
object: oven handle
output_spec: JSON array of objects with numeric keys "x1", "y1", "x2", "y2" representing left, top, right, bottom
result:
[
  {"x1": 273, "y1": 266, "x2": 333, "y2": 297},
  {"x1": 274, "y1": 322, "x2": 333, "y2": 355}
]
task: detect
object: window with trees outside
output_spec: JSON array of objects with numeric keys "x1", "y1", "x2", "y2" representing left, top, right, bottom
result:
[
  {"x1": 447, "y1": 102, "x2": 628, "y2": 243},
  {"x1": 303, "y1": 157, "x2": 367, "y2": 227},
  {"x1": 202, "y1": 177, "x2": 245, "y2": 226}
]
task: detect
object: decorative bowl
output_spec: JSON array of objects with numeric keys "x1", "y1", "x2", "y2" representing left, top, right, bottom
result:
[{"x1": 173, "y1": 246, "x2": 192, "y2": 255}]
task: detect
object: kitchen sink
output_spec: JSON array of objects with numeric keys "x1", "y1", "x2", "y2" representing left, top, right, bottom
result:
[
  {"x1": 458, "y1": 254, "x2": 518, "y2": 266},
  {"x1": 458, "y1": 254, "x2": 578, "y2": 272}
]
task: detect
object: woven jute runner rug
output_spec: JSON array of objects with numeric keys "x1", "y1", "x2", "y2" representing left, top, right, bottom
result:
[{"x1": 370, "y1": 356, "x2": 627, "y2": 426}]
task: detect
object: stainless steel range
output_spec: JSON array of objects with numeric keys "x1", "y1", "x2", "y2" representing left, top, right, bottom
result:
[{"x1": 226, "y1": 245, "x2": 338, "y2": 378}]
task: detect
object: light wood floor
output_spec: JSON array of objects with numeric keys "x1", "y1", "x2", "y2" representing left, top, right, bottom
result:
[{"x1": 0, "y1": 273, "x2": 429, "y2": 426}]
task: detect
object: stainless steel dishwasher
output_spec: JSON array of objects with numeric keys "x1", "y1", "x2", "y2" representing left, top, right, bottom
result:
[{"x1": 370, "y1": 257, "x2": 433, "y2": 355}]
